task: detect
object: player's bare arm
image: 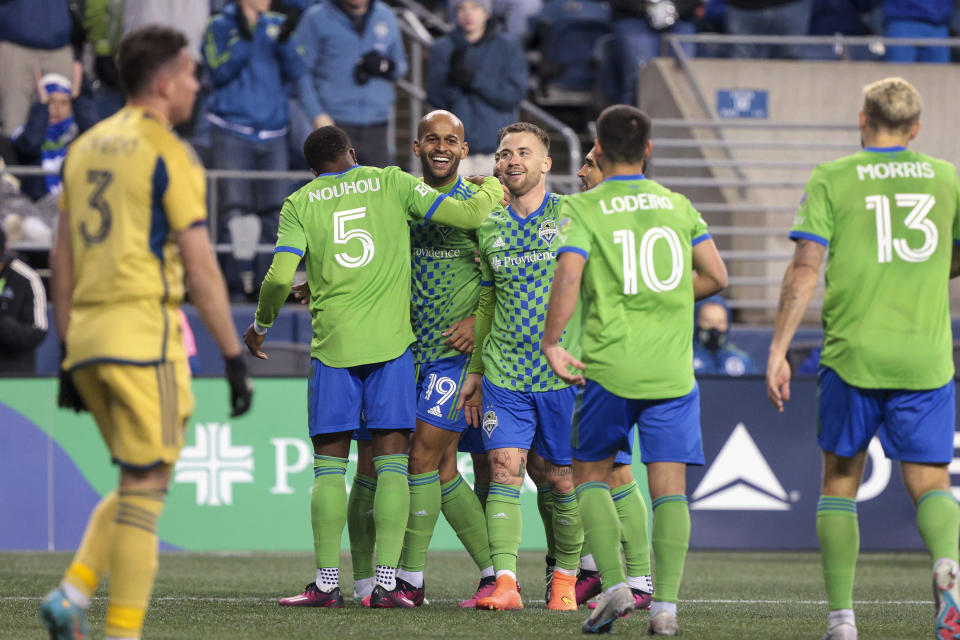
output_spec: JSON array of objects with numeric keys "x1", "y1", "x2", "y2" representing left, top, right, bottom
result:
[
  {"x1": 442, "y1": 315, "x2": 475, "y2": 353},
  {"x1": 951, "y1": 244, "x2": 960, "y2": 278},
  {"x1": 50, "y1": 207, "x2": 74, "y2": 341},
  {"x1": 766, "y1": 238, "x2": 827, "y2": 412},
  {"x1": 691, "y1": 238, "x2": 728, "y2": 301},
  {"x1": 541, "y1": 252, "x2": 586, "y2": 386}
]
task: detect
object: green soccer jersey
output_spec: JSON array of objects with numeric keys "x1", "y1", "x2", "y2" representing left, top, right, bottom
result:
[
  {"x1": 477, "y1": 192, "x2": 581, "y2": 392},
  {"x1": 257, "y1": 165, "x2": 501, "y2": 368},
  {"x1": 558, "y1": 175, "x2": 709, "y2": 399},
  {"x1": 791, "y1": 146, "x2": 960, "y2": 389},
  {"x1": 410, "y1": 176, "x2": 482, "y2": 365}
]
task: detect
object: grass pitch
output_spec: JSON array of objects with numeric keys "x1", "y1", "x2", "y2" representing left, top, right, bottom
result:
[{"x1": 0, "y1": 550, "x2": 936, "y2": 639}]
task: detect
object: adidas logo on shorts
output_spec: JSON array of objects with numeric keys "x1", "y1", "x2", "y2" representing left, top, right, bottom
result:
[{"x1": 428, "y1": 405, "x2": 443, "y2": 418}]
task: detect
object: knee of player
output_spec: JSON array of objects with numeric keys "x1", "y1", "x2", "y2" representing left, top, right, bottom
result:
[
  {"x1": 546, "y1": 464, "x2": 574, "y2": 494},
  {"x1": 119, "y1": 463, "x2": 173, "y2": 493}
]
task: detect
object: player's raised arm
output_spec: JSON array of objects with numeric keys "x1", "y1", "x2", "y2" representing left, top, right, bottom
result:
[
  {"x1": 399, "y1": 167, "x2": 503, "y2": 230},
  {"x1": 766, "y1": 238, "x2": 826, "y2": 411}
]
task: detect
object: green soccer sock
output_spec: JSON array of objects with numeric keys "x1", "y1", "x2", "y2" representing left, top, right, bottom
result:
[
  {"x1": 373, "y1": 455, "x2": 410, "y2": 569},
  {"x1": 576, "y1": 482, "x2": 626, "y2": 587},
  {"x1": 552, "y1": 490, "x2": 584, "y2": 573},
  {"x1": 399, "y1": 471, "x2": 441, "y2": 573},
  {"x1": 474, "y1": 483, "x2": 489, "y2": 509},
  {"x1": 612, "y1": 481, "x2": 651, "y2": 577},
  {"x1": 441, "y1": 474, "x2": 493, "y2": 571},
  {"x1": 347, "y1": 473, "x2": 377, "y2": 581},
  {"x1": 917, "y1": 490, "x2": 960, "y2": 564},
  {"x1": 536, "y1": 483, "x2": 557, "y2": 559},
  {"x1": 486, "y1": 483, "x2": 523, "y2": 575},
  {"x1": 311, "y1": 456, "x2": 348, "y2": 570},
  {"x1": 817, "y1": 496, "x2": 859, "y2": 611},
  {"x1": 651, "y1": 495, "x2": 690, "y2": 603}
]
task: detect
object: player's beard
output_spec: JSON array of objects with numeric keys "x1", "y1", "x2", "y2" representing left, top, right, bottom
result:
[
  {"x1": 420, "y1": 151, "x2": 460, "y2": 187},
  {"x1": 506, "y1": 170, "x2": 541, "y2": 200}
]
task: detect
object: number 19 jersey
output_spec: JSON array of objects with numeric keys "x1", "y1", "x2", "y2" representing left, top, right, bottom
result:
[
  {"x1": 558, "y1": 175, "x2": 710, "y2": 400},
  {"x1": 791, "y1": 147, "x2": 960, "y2": 389}
]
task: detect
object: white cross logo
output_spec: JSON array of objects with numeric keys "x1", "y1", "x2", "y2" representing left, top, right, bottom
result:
[{"x1": 174, "y1": 423, "x2": 254, "y2": 506}]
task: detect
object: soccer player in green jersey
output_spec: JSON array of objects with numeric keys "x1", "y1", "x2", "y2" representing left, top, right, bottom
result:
[
  {"x1": 574, "y1": 147, "x2": 655, "y2": 612},
  {"x1": 542, "y1": 105, "x2": 727, "y2": 635},
  {"x1": 243, "y1": 126, "x2": 503, "y2": 609},
  {"x1": 458, "y1": 122, "x2": 585, "y2": 612},
  {"x1": 389, "y1": 110, "x2": 498, "y2": 607},
  {"x1": 767, "y1": 77, "x2": 960, "y2": 640}
]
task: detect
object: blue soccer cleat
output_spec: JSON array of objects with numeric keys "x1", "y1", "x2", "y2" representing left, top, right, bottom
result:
[{"x1": 39, "y1": 588, "x2": 89, "y2": 640}]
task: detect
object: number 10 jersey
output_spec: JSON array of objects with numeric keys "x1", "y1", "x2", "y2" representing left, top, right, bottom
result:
[{"x1": 791, "y1": 147, "x2": 960, "y2": 390}]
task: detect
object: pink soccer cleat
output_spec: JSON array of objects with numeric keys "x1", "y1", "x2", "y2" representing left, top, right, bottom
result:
[
  {"x1": 459, "y1": 575, "x2": 497, "y2": 608},
  {"x1": 278, "y1": 583, "x2": 344, "y2": 608}
]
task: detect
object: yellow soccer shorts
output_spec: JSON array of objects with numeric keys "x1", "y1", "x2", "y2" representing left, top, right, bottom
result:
[{"x1": 72, "y1": 360, "x2": 195, "y2": 468}]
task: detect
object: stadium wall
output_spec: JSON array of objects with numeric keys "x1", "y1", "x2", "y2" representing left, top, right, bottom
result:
[{"x1": 3, "y1": 377, "x2": 954, "y2": 552}]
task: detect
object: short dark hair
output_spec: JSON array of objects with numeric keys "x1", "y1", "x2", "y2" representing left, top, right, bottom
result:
[
  {"x1": 497, "y1": 122, "x2": 550, "y2": 153},
  {"x1": 303, "y1": 126, "x2": 352, "y2": 173},
  {"x1": 116, "y1": 25, "x2": 189, "y2": 98},
  {"x1": 596, "y1": 105, "x2": 651, "y2": 165}
]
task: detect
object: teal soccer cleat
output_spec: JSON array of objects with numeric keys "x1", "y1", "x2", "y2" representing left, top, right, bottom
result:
[{"x1": 39, "y1": 588, "x2": 89, "y2": 640}]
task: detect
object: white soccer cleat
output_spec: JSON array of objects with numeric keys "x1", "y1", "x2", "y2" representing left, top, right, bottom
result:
[
  {"x1": 821, "y1": 623, "x2": 857, "y2": 640},
  {"x1": 582, "y1": 585, "x2": 633, "y2": 634},
  {"x1": 934, "y1": 558, "x2": 960, "y2": 639},
  {"x1": 648, "y1": 610, "x2": 679, "y2": 636},
  {"x1": 353, "y1": 577, "x2": 374, "y2": 602}
]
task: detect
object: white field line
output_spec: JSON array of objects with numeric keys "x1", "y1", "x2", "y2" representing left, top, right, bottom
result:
[{"x1": 0, "y1": 596, "x2": 933, "y2": 606}]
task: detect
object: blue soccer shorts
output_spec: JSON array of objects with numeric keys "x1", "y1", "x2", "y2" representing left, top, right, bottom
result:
[
  {"x1": 614, "y1": 428, "x2": 634, "y2": 466},
  {"x1": 416, "y1": 353, "x2": 471, "y2": 432},
  {"x1": 572, "y1": 380, "x2": 704, "y2": 465},
  {"x1": 817, "y1": 366, "x2": 955, "y2": 463},
  {"x1": 480, "y1": 377, "x2": 576, "y2": 466},
  {"x1": 308, "y1": 348, "x2": 416, "y2": 438}
]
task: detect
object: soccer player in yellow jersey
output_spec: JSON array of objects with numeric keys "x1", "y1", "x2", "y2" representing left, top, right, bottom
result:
[{"x1": 40, "y1": 26, "x2": 253, "y2": 640}]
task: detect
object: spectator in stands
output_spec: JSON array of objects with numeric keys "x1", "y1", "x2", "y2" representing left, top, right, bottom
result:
[
  {"x1": 725, "y1": 0, "x2": 813, "y2": 59},
  {"x1": 448, "y1": 0, "x2": 543, "y2": 42},
  {"x1": 81, "y1": 0, "x2": 126, "y2": 121},
  {"x1": 693, "y1": 296, "x2": 756, "y2": 377},
  {"x1": 0, "y1": 0, "x2": 83, "y2": 136},
  {"x1": 296, "y1": 0, "x2": 408, "y2": 168},
  {"x1": 10, "y1": 73, "x2": 96, "y2": 202},
  {"x1": 884, "y1": 0, "x2": 953, "y2": 63},
  {"x1": 0, "y1": 226, "x2": 48, "y2": 375},
  {"x1": 427, "y1": 0, "x2": 527, "y2": 175},
  {"x1": 203, "y1": 0, "x2": 310, "y2": 300},
  {"x1": 610, "y1": 0, "x2": 701, "y2": 105}
]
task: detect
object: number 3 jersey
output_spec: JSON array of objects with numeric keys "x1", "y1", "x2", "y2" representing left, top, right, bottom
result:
[
  {"x1": 558, "y1": 175, "x2": 709, "y2": 400},
  {"x1": 791, "y1": 147, "x2": 960, "y2": 389},
  {"x1": 59, "y1": 106, "x2": 207, "y2": 369},
  {"x1": 477, "y1": 192, "x2": 581, "y2": 393}
]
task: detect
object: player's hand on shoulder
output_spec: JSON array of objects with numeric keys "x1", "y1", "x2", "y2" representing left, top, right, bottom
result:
[
  {"x1": 224, "y1": 352, "x2": 253, "y2": 417},
  {"x1": 291, "y1": 280, "x2": 310, "y2": 305},
  {"x1": 541, "y1": 343, "x2": 585, "y2": 386},
  {"x1": 765, "y1": 354, "x2": 791, "y2": 413},
  {"x1": 458, "y1": 372, "x2": 483, "y2": 428},
  {"x1": 443, "y1": 315, "x2": 475, "y2": 353}
]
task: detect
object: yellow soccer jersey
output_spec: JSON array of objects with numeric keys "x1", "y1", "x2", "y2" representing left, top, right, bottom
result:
[{"x1": 60, "y1": 106, "x2": 207, "y2": 369}]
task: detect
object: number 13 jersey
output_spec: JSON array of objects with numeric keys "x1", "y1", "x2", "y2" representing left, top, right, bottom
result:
[
  {"x1": 60, "y1": 106, "x2": 207, "y2": 369},
  {"x1": 791, "y1": 147, "x2": 960, "y2": 389}
]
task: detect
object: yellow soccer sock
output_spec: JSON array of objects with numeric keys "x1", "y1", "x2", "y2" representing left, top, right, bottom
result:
[
  {"x1": 105, "y1": 489, "x2": 166, "y2": 639},
  {"x1": 63, "y1": 490, "x2": 118, "y2": 606}
]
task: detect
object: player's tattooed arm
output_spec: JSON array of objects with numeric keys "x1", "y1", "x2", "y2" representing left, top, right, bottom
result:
[
  {"x1": 691, "y1": 237, "x2": 728, "y2": 301},
  {"x1": 766, "y1": 238, "x2": 826, "y2": 412}
]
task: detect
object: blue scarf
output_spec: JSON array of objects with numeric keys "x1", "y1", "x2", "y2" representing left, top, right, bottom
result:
[{"x1": 41, "y1": 115, "x2": 78, "y2": 194}]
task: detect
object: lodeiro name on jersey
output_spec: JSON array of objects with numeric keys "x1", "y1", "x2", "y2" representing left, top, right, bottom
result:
[
  {"x1": 307, "y1": 177, "x2": 381, "y2": 203},
  {"x1": 599, "y1": 193, "x2": 674, "y2": 215},
  {"x1": 856, "y1": 161, "x2": 934, "y2": 181}
]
